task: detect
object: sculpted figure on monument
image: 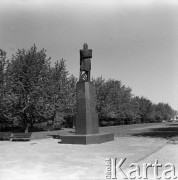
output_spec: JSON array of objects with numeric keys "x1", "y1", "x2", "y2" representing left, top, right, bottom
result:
[{"x1": 79, "y1": 43, "x2": 92, "y2": 82}]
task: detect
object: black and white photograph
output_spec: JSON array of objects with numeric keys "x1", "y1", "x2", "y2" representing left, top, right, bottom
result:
[{"x1": 0, "y1": 0, "x2": 177, "y2": 179}]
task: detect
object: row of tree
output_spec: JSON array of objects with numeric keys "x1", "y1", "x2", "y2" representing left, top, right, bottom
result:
[
  {"x1": 0, "y1": 45, "x2": 176, "y2": 132},
  {"x1": 93, "y1": 77, "x2": 175, "y2": 126}
]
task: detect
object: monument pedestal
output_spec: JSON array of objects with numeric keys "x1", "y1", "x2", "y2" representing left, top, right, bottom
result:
[
  {"x1": 61, "y1": 81, "x2": 114, "y2": 144},
  {"x1": 61, "y1": 133, "x2": 114, "y2": 144}
]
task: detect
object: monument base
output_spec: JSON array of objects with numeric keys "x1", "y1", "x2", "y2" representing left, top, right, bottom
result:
[
  {"x1": 60, "y1": 133, "x2": 114, "y2": 145},
  {"x1": 60, "y1": 81, "x2": 114, "y2": 145}
]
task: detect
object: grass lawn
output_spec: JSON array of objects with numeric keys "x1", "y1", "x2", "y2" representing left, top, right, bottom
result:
[
  {"x1": 58, "y1": 122, "x2": 178, "y2": 140},
  {"x1": 100, "y1": 122, "x2": 178, "y2": 139}
]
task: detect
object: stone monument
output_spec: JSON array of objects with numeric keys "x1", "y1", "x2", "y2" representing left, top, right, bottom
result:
[{"x1": 61, "y1": 44, "x2": 114, "y2": 144}]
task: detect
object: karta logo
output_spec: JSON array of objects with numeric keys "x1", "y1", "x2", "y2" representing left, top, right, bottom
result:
[{"x1": 105, "y1": 158, "x2": 177, "y2": 179}]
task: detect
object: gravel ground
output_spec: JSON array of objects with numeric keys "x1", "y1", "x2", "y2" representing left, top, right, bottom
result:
[{"x1": 0, "y1": 137, "x2": 168, "y2": 180}]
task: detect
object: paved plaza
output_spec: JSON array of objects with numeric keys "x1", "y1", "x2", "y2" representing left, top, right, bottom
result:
[{"x1": 0, "y1": 123, "x2": 178, "y2": 180}]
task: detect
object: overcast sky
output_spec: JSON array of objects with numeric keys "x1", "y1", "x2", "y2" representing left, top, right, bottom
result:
[{"x1": 0, "y1": 0, "x2": 177, "y2": 110}]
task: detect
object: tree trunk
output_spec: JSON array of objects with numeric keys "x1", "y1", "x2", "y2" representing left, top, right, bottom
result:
[
  {"x1": 25, "y1": 123, "x2": 29, "y2": 133},
  {"x1": 30, "y1": 122, "x2": 34, "y2": 131},
  {"x1": 24, "y1": 114, "x2": 29, "y2": 133}
]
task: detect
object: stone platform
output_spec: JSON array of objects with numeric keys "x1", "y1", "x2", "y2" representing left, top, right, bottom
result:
[{"x1": 60, "y1": 133, "x2": 114, "y2": 145}]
